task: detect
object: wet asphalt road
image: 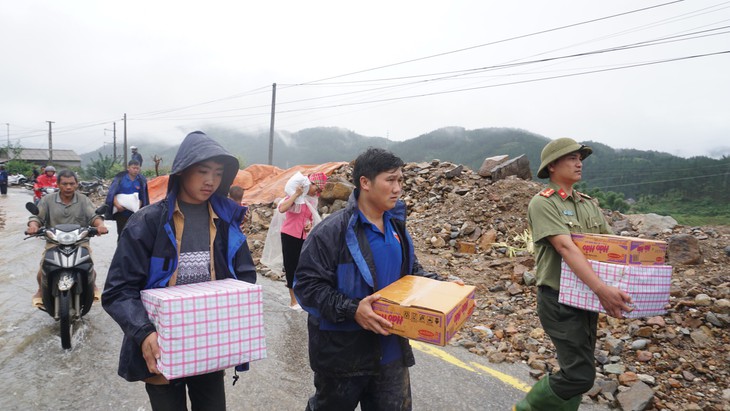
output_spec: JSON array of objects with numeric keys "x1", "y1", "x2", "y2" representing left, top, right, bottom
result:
[{"x1": 0, "y1": 187, "x2": 609, "y2": 410}]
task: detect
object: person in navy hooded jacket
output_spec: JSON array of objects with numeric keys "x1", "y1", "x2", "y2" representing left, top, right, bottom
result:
[
  {"x1": 102, "y1": 131, "x2": 255, "y2": 411},
  {"x1": 294, "y1": 148, "x2": 447, "y2": 411}
]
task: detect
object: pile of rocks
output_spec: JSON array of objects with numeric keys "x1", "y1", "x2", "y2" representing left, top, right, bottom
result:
[{"x1": 246, "y1": 159, "x2": 730, "y2": 411}]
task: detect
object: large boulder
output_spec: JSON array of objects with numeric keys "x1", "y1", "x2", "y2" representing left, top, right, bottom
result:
[
  {"x1": 490, "y1": 155, "x2": 532, "y2": 182},
  {"x1": 626, "y1": 213, "x2": 677, "y2": 235},
  {"x1": 320, "y1": 180, "x2": 354, "y2": 202},
  {"x1": 478, "y1": 155, "x2": 509, "y2": 177},
  {"x1": 668, "y1": 234, "x2": 702, "y2": 265}
]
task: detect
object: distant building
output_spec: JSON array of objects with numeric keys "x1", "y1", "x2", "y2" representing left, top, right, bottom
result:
[{"x1": 0, "y1": 148, "x2": 82, "y2": 169}]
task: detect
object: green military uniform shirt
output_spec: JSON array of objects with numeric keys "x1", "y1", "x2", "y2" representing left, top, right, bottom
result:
[{"x1": 527, "y1": 181, "x2": 612, "y2": 291}]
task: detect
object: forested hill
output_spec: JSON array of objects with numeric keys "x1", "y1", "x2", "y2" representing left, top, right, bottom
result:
[
  {"x1": 391, "y1": 127, "x2": 729, "y2": 222},
  {"x1": 81, "y1": 126, "x2": 729, "y2": 222},
  {"x1": 391, "y1": 127, "x2": 729, "y2": 202}
]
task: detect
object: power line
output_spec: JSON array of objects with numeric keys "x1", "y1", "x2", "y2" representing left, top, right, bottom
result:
[
  {"x1": 6, "y1": 0, "x2": 724, "y2": 147},
  {"x1": 130, "y1": 27, "x2": 730, "y2": 123},
  {"x1": 120, "y1": 1, "x2": 728, "y2": 126},
  {"x1": 282, "y1": 0, "x2": 687, "y2": 87},
  {"x1": 271, "y1": 51, "x2": 730, "y2": 115},
  {"x1": 592, "y1": 172, "x2": 729, "y2": 189}
]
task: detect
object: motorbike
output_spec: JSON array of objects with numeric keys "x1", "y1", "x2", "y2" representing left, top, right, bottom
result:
[
  {"x1": 34, "y1": 186, "x2": 59, "y2": 205},
  {"x1": 8, "y1": 173, "x2": 28, "y2": 185},
  {"x1": 78, "y1": 177, "x2": 107, "y2": 197},
  {"x1": 24, "y1": 202, "x2": 108, "y2": 349}
]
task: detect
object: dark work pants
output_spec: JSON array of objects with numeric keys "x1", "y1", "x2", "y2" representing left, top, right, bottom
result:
[
  {"x1": 114, "y1": 212, "x2": 130, "y2": 241},
  {"x1": 0, "y1": 182, "x2": 6, "y2": 195},
  {"x1": 537, "y1": 286, "x2": 598, "y2": 399},
  {"x1": 144, "y1": 371, "x2": 225, "y2": 411},
  {"x1": 305, "y1": 360, "x2": 412, "y2": 411}
]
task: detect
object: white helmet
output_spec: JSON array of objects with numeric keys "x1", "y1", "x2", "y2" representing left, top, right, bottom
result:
[
  {"x1": 45, "y1": 165, "x2": 56, "y2": 172},
  {"x1": 130, "y1": 146, "x2": 138, "y2": 150}
]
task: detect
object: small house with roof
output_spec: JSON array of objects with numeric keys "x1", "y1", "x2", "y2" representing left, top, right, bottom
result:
[{"x1": 0, "y1": 148, "x2": 81, "y2": 169}]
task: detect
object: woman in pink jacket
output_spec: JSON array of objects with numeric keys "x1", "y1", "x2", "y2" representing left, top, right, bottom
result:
[{"x1": 278, "y1": 172, "x2": 327, "y2": 309}]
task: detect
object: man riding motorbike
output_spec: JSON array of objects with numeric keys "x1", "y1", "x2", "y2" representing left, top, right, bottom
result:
[
  {"x1": 33, "y1": 165, "x2": 58, "y2": 203},
  {"x1": 27, "y1": 169, "x2": 108, "y2": 308}
]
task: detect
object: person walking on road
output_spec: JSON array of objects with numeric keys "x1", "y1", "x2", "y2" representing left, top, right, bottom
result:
[
  {"x1": 0, "y1": 164, "x2": 8, "y2": 195},
  {"x1": 130, "y1": 145, "x2": 143, "y2": 167},
  {"x1": 294, "y1": 148, "x2": 450, "y2": 411},
  {"x1": 103, "y1": 131, "x2": 256, "y2": 411},
  {"x1": 514, "y1": 138, "x2": 633, "y2": 410},
  {"x1": 105, "y1": 160, "x2": 149, "y2": 240},
  {"x1": 278, "y1": 172, "x2": 326, "y2": 309}
]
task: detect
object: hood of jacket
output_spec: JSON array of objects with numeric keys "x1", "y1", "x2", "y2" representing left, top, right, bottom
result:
[{"x1": 168, "y1": 131, "x2": 239, "y2": 196}]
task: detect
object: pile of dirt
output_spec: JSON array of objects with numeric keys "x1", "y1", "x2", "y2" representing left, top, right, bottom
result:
[{"x1": 247, "y1": 160, "x2": 730, "y2": 411}]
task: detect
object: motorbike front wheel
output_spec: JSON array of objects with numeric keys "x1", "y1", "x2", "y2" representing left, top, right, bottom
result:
[{"x1": 59, "y1": 291, "x2": 72, "y2": 349}]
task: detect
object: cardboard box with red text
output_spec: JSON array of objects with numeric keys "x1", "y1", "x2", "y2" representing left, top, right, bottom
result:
[
  {"x1": 371, "y1": 275, "x2": 475, "y2": 346},
  {"x1": 571, "y1": 233, "x2": 667, "y2": 265}
]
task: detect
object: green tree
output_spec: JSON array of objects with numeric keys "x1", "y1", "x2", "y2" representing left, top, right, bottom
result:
[
  {"x1": 575, "y1": 183, "x2": 630, "y2": 213},
  {"x1": 84, "y1": 153, "x2": 121, "y2": 179}
]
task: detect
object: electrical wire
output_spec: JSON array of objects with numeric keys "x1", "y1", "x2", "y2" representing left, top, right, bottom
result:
[{"x1": 592, "y1": 172, "x2": 729, "y2": 189}]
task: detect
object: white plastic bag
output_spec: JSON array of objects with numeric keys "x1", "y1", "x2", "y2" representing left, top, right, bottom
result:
[
  {"x1": 284, "y1": 172, "x2": 310, "y2": 205},
  {"x1": 260, "y1": 196, "x2": 322, "y2": 274},
  {"x1": 113, "y1": 192, "x2": 140, "y2": 214},
  {"x1": 260, "y1": 198, "x2": 286, "y2": 274}
]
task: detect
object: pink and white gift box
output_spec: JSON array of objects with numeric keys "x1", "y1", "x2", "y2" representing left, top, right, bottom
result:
[
  {"x1": 559, "y1": 260, "x2": 671, "y2": 318},
  {"x1": 141, "y1": 279, "x2": 266, "y2": 379}
]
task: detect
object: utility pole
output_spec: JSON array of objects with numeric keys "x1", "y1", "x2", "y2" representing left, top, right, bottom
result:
[
  {"x1": 123, "y1": 113, "x2": 127, "y2": 166},
  {"x1": 47, "y1": 121, "x2": 54, "y2": 164},
  {"x1": 4, "y1": 123, "x2": 8, "y2": 147},
  {"x1": 105, "y1": 122, "x2": 117, "y2": 161},
  {"x1": 113, "y1": 122, "x2": 117, "y2": 161},
  {"x1": 268, "y1": 83, "x2": 277, "y2": 165}
]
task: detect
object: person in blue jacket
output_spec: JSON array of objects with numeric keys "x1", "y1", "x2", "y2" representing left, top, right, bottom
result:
[
  {"x1": 0, "y1": 164, "x2": 8, "y2": 195},
  {"x1": 294, "y1": 148, "x2": 449, "y2": 411},
  {"x1": 102, "y1": 131, "x2": 256, "y2": 411},
  {"x1": 105, "y1": 159, "x2": 149, "y2": 240}
]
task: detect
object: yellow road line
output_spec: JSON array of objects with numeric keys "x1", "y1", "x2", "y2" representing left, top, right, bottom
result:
[
  {"x1": 411, "y1": 341, "x2": 531, "y2": 393},
  {"x1": 470, "y1": 362, "x2": 532, "y2": 392},
  {"x1": 410, "y1": 341, "x2": 476, "y2": 372}
]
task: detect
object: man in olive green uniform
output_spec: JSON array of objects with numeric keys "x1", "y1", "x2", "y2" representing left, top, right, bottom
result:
[{"x1": 514, "y1": 138, "x2": 633, "y2": 411}]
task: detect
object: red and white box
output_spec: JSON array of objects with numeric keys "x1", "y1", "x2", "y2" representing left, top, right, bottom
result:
[
  {"x1": 559, "y1": 260, "x2": 672, "y2": 318},
  {"x1": 141, "y1": 279, "x2": 266, "y2": 379}
]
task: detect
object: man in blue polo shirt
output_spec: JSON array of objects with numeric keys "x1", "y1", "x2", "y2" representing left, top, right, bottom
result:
[
  {"x1": 106, "y1": 160, "x2": 149, "y2": 240},
  {"x1": 294, "y1": 148, "x2": 446, "y2": 411}
]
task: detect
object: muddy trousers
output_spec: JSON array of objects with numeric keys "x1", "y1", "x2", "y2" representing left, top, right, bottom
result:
[
  {"x1": 145, "y1": 370, "x2": 225, "y2": 411},
  {"x1": 306, "y1": 360, "x2": 412, "y2": 411},
  {"x1": 537, "y1": 286, "x2": 598, "y2": 399}
]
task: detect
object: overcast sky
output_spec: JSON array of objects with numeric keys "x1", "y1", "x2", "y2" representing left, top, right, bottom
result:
[{"x1": 2, "y1": 0, "x2": 729, "y2": 159}]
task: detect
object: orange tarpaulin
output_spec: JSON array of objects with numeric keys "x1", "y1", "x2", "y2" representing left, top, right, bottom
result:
[{"x1": 147, "y1": 162, "x2": 348, "y2": 205}]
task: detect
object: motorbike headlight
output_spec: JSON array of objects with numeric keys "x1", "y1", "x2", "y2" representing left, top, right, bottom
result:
[{"x1": 56, "y1": 231, "x2": 80, "y2": 245}]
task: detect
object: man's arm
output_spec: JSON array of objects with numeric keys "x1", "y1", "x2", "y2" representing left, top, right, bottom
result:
[
  {"x1": 548, "y1": 234, "x2": 633, "y2": 318},
  {"x1": 27, "y1": 196, "x2": 49, "y2": 233},
  {"x1": 102, "y1": 211, "x2": 158, "y2": 363},
  {"x1": 294, "y1": 221, "x2": 392, "y2": 334}
]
